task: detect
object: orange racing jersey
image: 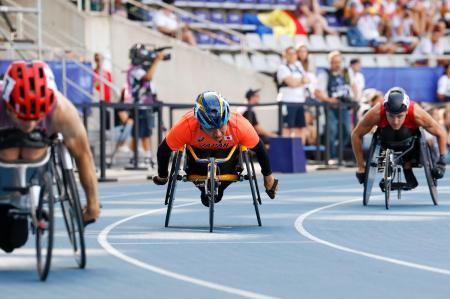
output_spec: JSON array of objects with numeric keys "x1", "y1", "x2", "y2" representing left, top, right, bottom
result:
[{"x1": 166, "y1": 110, "x2": 260, "y2": 151}]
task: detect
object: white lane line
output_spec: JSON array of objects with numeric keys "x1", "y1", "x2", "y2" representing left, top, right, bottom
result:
[
  {"x1": 98, "y1": 202, "x2": 278, "y2": 299},
  {"x1": 295, "y1": 197, "x2": 450, "y2": 276},
  {"x1": 109, "y1": 240, "x2": 313, "y2": 245}
]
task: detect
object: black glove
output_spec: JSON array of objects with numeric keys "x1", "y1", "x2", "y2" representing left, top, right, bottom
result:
[
  {"x1": 356, "y1": 172, "x2": 365, "y2": 184},
  {"x1": 152, "y1": 175, "x2": 168, "y2": 185},
  {"x1": 432, "y1": 155, "x2": 446, "y2": 179}
]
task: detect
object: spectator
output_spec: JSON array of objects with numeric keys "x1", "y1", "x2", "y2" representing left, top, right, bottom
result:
[
  {"x1": 314, "y1": 51, "x2": 355, "y2": 159},
  {"x1": 296, "y1": 0, "x2": 337, "y2": 35},
  {"x1": 277, "y1": 46, "x2": 310, "y2": 143},
  {"x1": 238, "y1": 89, "x2": 277, "y2": 145},
  {"x1": 108, "y1": 87, "x2": 134, "y2": 155},
  {"x1": 408, "y1": 0, "x2": 436, "y2": 36},
  {"x1": 296, "y1": 43, "x2": 317, "y2": 100},
  {"x1": 93, "y1": 52, "x2": 113, "y2": 102},
  {"x1": 341, "y1": 0, "x2": 364, "y2": 26},
  {"x1": 437, "y1": 64, "x2": 450, "y2": 102},
  {"x1": 390, "y1": 6, "x2": 419, "y2": 52},
  {"x1": 347, "y1": 58, "x2": 365, "y2": 101},
  {"x1": 354, "y1": 6, "x2": 397, "y2": 53},
  {"x1": 126, "y1": 44, "x2": 166, "y2": 168},
  {"x1": 411, "y1": 25, "x2": 447, "y2": 66},
  {"x1": 153, "y1": 0, "x2": 196, "y2": 46}
]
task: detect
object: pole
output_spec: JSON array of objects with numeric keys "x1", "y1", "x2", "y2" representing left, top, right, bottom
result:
[
  {"x1": 98, "y1": 101, "x2": 117, "y2": 182},
  {"x1": 338, "y1": 103, "x2": 343, "y2": 166}
]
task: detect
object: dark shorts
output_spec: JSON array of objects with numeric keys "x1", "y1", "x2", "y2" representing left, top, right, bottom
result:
[
  {"x1": 283, "y1": 105, "x2": 306, "y2": 128},
  {"x1": 132, "y1": 109, "x2": 154, "y2": 138},
  {"x1": 0, "y1": 205, "x2": 29, "y2": 253}
]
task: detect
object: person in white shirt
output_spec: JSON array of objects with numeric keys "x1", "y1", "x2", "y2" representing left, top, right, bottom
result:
[
  {"x1": 348, "y1": 58, "x2": 365, "y2": 102},
  {"x1": 277, "y1": 46, "x2": 310, "y2": 142},
  {"x1": 153, "y1": 0, "x2": 196, "y2": 46},
  {"x1": 411, "y1": 25, "x2": 446, "y2": 66},
  {"x1": 437, "y1": 64, "x2": 450, "y2": 102},
  {"x1": 391, "y1": 7, "x2": 419, "y2": 51}
]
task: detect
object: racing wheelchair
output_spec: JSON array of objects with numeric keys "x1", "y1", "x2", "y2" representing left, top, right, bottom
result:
[
  {"x1": 0, "y1": 131, "x2": 86, "y2": 281},
  {"x1": 164, "y1": 145, "x2": 262, "y2": 232},
  {"x1": 363, "y1": 128, "x2": 438, "y2": 209}
]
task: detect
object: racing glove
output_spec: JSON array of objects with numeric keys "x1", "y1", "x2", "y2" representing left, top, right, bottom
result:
[
  {"x1": 432, "y1": 155, "x2": 446, "y2": 179},
  {"x1": 356, "y1": 172, "x2": 365, "y2": 184},
  {"x1": 152, "y1": 175, "x2": 168, "y2": 185}
]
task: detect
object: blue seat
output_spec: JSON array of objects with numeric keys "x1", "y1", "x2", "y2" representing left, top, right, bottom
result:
[
  {"x1": 258, "y1": 0, "x2": 274, "y2": 4},
  {"x1": 194, "y1": 9, "x2": 210, "y2": 22},
  {"x1": 196, "y1": 32, "x2": 213, "y2": 44},
  {"x1": 210, "y1": 10, "x2": 226, "y2": 24},
  {"x1": 227, "y1": 11, "x2": 242, "y2": 24},
  {"x1": 275, "y1": 0, "x2": 292, "y2": 4},
  {"x1": 215, "y1": 32, "x2": 229, "y2": 45},
  {"x1": 241, "y1": 0, "x2": 258, "y2": 3}
]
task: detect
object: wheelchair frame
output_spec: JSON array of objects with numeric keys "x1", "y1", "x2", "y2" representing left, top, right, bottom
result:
[
  {"x1": 0, "y1": 133, "x2": 86, "y2": 280},
  {"x1": 164, "y1": 145, "x2": 262, "y2": 233},
  {"x1": 363, "y1": 128, "x2": 438, "y2": 209}
]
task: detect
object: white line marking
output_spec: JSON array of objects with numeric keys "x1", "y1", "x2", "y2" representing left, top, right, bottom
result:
[
  {"x1": 98, "y1": 202, "x2": 278, "y2": 299},
  {"x1": 295, "y1": 197, "x2": 450, "y2": 276},
  {"x1": 109, "y1": 240, "x2": 313, "y2": 245}
]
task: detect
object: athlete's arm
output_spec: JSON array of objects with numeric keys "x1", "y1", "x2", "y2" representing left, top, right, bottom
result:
[
  {"x1": 52, "y1": 93, "x2": 100, "y2": 221},
  {"x1": 156, "y1": 138, "x2": 172, "y2": 178},
  {"x1": 351, "y1": 103, "x2": 381, "y2": 173},
  {"x1": 414, "y1": 104, "x2": 448, "y2": 156}
]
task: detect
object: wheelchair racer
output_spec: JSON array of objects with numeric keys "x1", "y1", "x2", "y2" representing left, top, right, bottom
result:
[
  {"x1": 0, "y1": 61, "x2": 100, "y2": 253},
  {"x1": 153, "y1": 91, "x2": 278, "y2": 206},
  {"x1": 352, "y1": 87, "x2": 447, "y2": 189}
]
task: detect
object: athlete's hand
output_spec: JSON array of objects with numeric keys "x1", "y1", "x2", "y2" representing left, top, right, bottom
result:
[
  {"x1": 152, "y1": 175, "x2": 168, "y2": 185},
  {"x1": 432, "y1": 155, "x2": 446, "y2": 179},
  {"x1": 264, "y1": 175, "x2": 279, "y2": 199},
  {"x1": 356, "y1": 172, "x2": 365, "y2": 184}
]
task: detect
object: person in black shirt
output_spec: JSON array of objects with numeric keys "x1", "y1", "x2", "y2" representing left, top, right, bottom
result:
[{"x1": 240, "y1": 89, "x2": 277, "y2": 145}]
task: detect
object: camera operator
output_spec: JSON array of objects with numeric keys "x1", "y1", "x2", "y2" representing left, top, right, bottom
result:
[
  {"x1": 126, "y1": 43, "x2": 168, "y2": 168},
  {"x1": 314, "y1": 51, "x2": 357, "y2": 160}
]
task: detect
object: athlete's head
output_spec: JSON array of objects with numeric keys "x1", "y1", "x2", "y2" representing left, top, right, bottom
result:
[
  {"x1": 2, "y1": 60, "x2": 57, "y2": 131},
  {"x1": 384, "y1": 87, "x2": 410, "y2": 130},
  {"x1": 194, "y1": 91, "x2": 230, "y2": 141}
]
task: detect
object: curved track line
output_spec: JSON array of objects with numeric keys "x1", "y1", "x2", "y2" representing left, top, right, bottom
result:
[
  {"x1": 98, "y1": 203, "x2": 278, "y2": 299},
  {"x1": 295, "y1": 197, "x2": 450, "y2": 276}
]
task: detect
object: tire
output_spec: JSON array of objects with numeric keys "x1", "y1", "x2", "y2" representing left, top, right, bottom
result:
[
  {"x1": 384, "y1": 149, "x2": 392, "y2": 210},
  {"x1": 420, "y1": 135, "x2": 438, "y2": 205},
  {"x1": 244, "y1": 151, "x2": 262, "y2": 226},
  {"x1": 36, "y1": 172, "x2": 54, "y2": 281},
  {"x1": 165, "y1": 151, "x2": 182, "y2": 227},
  {"x1": 363, "y1": 134, "x2": 380, "y2": 206},
  {"x1": 208, "y1": 158, "x2": 216, "y2": 233},
  {"x1": 53, "y1": 152, "x2": 86, "y2": 268}
]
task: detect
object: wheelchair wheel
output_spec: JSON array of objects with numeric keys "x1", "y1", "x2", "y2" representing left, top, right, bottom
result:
[
  {"x1": 249, "y1": 153, "x2": 262, "y2": 205},
  {"x1": 420, "y1": 135, "x2": 438, "y2": 205},
  {"x1": 244, "y1": 151, "x2": 262, "y2": 226},
  {"x1": 208, "y1": 158, "x2": 217, "y2": 233},
  {"x1": 384, "y1": 149, "x2": 393, "y2": 210},
  {"x1": 363, "y1": 134, "x2": 380, "y2": 206},
  {"x1": 36, "y1": 172, "x2": 54, "y2": 281},
  {"x1": 165, "y1": 151, "x2": 182, "y2": 227}
]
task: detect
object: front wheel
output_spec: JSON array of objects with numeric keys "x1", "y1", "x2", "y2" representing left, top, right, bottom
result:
[
  {"x1": 384, "y1": 150, "x2": 392, "y2": 210},
  {"x1": 36, "y1": 172, "x2": 54, "y2": 281}
]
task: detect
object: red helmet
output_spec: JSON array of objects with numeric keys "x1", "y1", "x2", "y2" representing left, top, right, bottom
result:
[{"x1": 2, "y1": 60, "x2": 57, "y2": 120}]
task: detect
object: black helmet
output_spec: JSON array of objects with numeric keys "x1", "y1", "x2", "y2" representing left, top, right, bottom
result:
[
  {"x1": 129, "y1": 44, "x2": 149, "y2": 66},
  {"x1": 383, "y1": 87, "x2": 410, "y2": 114}
]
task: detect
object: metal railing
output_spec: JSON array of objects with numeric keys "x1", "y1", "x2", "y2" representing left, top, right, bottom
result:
[{"x1": 75, "y1": 100, "x2": 360, "y2": 181}]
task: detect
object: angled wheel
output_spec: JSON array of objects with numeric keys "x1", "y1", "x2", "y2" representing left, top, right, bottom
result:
[
  {"x1": 35, "y1": 172, "x2": 54, "y2": 281},
  {"x1": 384, "y1": 149, "x2": 393, "y2": 210},
  {"x1": 244, "y1": 151, "x2": 262, "y2": 226},
  {"x1": 249, "y1": 153, "x2": 262, "y2": 205},
  {"x1": 53, "y1": 152, "x2": 86, "y2": 269},
  {"x1": 420, "y1": 131, "x2": 438, "y2": 205},
  {"x1": 165, "y1": 151, "x2": 182, "y2": 227},
  {"x1": 363, "y1": 134, "x2": 380, "y2": 206},
  {"x1": 208, "y1": 158, "x2": 217, "y2": 233}
]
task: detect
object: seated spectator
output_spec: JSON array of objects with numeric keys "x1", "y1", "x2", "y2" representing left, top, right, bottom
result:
[
  {"x1": 408, "y1": 0, "x2": 436, "y2": 36},
  {"x1": 437, "y1": 0, "x2": 450, "y2": 27},
  {"x1": 238, "y1": 89, "x2": 277, "y2": 145},
  {"x1": 108, "y1": 87, "x2": 134, "y2": 153},
  {"x1": 153, "y1": 0, "x2": 196, "y2": 46},
  {"x1": 411, "y1": 25, "x2": 447, "y2": 66},
  {"x1": 295, "y1": 0, "x2": 337, "y2": 35},
  {"x1": 390, "y1": 6, "x2": 419, "y2": 52},
  {"x1": 437, "y1": 64, "x2": 450, "y2": 102},
  {"x1": 341, "y1": 0, "x2": 364, "y2": 26},
  {"x1": 354, "y1": 6, "x2": 396, "y2": 53}
]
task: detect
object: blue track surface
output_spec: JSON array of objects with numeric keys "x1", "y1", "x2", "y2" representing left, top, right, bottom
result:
[{"x1": 1, "y1": 169, "x2": 450, "y2": 298}]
